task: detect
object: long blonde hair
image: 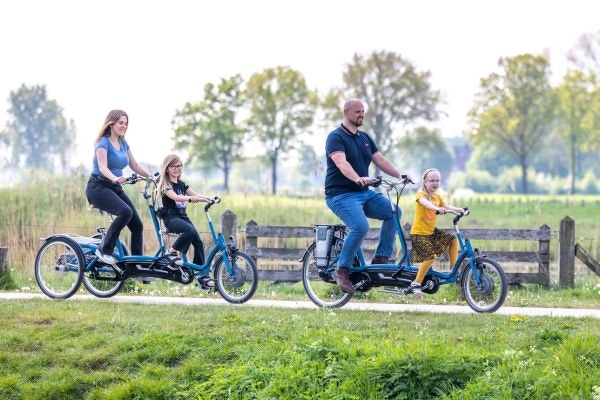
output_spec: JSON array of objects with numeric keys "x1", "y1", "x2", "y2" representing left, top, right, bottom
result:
[
  {"x1": 94, "y1": 109, "x2": 128, "y2": 143},
  {"x1": 158, "y1": 154, "x2": 183, "y2": 193}
]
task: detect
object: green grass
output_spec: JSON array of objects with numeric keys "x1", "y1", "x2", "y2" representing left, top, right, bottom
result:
[{"x1": 0, "y1": 299, "x2": 599, "y2": 399}]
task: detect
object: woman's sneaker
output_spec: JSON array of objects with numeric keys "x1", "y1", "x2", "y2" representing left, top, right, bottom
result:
[
  {"x1": 402, "y1": 281, "x2": 423, "y2": 299},
  {"x1": 95, "y1": 249, "x2": 116, "y2": 265}
]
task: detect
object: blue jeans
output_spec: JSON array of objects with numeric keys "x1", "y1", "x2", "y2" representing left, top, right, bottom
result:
[{"x1": 326, "y1": 190, "x2": 396, "y2": 269}]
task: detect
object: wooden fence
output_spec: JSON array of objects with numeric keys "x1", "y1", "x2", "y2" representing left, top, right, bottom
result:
[
  {"x1": 0, "y1": 214, "x2": 595, "y2": 288},
  {"x1": 241, "y1": 219, "x2": 552, "y2": 286}
]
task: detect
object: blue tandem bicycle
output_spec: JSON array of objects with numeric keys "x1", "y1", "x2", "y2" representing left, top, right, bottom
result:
[{"x1": 34, "y1": 174, "x2": 258, "y2": 304}]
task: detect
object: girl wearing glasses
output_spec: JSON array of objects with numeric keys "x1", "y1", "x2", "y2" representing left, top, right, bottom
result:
[
  {"x1": 157, "y1": 154, "x2": 215, "y2": 287},
  {"x1": 405, "y1": 168, "x2": 466, "y2": 298}
]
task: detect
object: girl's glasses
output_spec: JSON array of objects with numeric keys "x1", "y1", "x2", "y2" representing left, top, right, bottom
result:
[{"x1": 169, "y1": 164, "x2": 183, "y2": 169}]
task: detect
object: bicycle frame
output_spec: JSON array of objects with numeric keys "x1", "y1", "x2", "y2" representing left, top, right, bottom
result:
[
  {"x1": 302, "y1": 177, "x2": 508, "y2": 312},
  {"x1": 79, "y1": 175, "x2": 235, "y2": 280},
  {"x1": 322, "y1": 179, "x2": 481, "y2": 287}
]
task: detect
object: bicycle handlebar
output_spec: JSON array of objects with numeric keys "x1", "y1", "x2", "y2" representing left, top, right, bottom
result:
[{"x1": 436, "y1": 207, "x2": 470, "y2": 225}]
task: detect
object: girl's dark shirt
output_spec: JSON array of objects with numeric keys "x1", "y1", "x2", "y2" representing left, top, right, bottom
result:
[{"x1": 161, "y1": 180, "x2": 189, "y2": 216}]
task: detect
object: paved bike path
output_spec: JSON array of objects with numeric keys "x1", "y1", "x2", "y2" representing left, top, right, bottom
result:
[{"x1": 2, "y1": 292, "x2": 599, "y2": 318}]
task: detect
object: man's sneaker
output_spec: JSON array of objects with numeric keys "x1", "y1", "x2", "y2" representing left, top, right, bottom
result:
[
  {"x1": 198, "y1": 276, "x2": 215, "y2": 290},
  {"x1": 371, "y1": 255, "x2": 390, "y2": 265},
  {"x1": 95, "y1": 249, "x2": 116, "y2": 265},
  {"x1": 402, "y1": 281, "x2": 423, "y2": 299},
  {"x1": 333, "y1": 268, "x2": 355, "y2": 294}
]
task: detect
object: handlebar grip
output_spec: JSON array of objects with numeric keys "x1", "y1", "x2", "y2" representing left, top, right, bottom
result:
[{"x1": 400, "y1": 174, "x2": 415, "y2": 185}]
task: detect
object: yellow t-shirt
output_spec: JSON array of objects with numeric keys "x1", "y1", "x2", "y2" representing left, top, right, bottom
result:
[{"x1": 410, "y1": 191, "x2": 446, "y2": 235}]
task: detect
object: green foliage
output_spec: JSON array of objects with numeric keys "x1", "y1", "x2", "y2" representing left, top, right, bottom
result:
[
  {"x1": 468, "y1": 53, "x2": 556, "y2": 193},
  {"x1": 0, "y1": 272, "x2": 17, "y2": 290},
  {"x1": 397, "y1": 126, "x2": 454, "y2": 176},
  {"x1": 172, "y1": 75, "x2": 247, "y2": 192},
  {"x1": 580, "y1": 169, "x2": 599, "y2": 194},
  {"x1": 245, "y1": 66, "x2": 318, "y2": 194},
  {"x1": 0, "y1": 84, "x2": 74, "y2": 169},
  {"x1": 326, "y1": 50, "x2": 440, "y2": 156},
  {"x1": 554, "y1": 70, "x2": 600, "y2": 194}
]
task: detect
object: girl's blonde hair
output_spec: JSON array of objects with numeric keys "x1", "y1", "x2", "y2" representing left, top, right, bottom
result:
[
  {"x1": 157, "y1": 154, "x2": 183, "y2": 194},
  {"x1": 420, "y1": 168, "x2": 441, "y2": 197},
  {"x1": 94, "y1": 109, "x2": 128, "y2": 143}
]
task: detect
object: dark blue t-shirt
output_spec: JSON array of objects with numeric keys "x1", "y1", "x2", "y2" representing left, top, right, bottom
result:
[{"x1": 324, "y1": 124, "x2": 379, "y2": 198}]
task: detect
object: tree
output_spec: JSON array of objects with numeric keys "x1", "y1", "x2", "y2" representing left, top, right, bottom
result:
[
  {"x1": 245, "y1": 66, "x2": 317, "y2": 194},
  {"x1": 396, "y1": 126, "x2": 454, "y2": 177},
  {"x1": 172, "y1": 75, "x2": 246, "y2": 192},
  {"x1": 324, "y1": 50, "x2": 441, "y2": 174},
  {"x1": 555, "y1": 70, "x2": 600, "y2": 194},
  {"x1": 1, "y1": 84, "x2": 72, "y2": 169},
  {"x1": 467, "y1": 54, "x2": 555, "y2": 194},
  {"x1": 568, "y1": 30, "x2": 600, "y2": 76}
]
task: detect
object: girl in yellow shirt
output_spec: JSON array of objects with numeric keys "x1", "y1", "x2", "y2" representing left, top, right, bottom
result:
[{"x1": 406, "y1": 168, "x2": 466, "y2": 298}]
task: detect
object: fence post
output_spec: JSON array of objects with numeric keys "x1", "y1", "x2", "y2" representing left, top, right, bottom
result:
[
  {"x1": 0, "y1": 246, "x2": 7, "y2": 275},
  {"x1": 558, "y1": 216, "x2": 575, "y2": 288},
  {"x1": 246, "y1": 220, "x2": 258, "y2": 265},
  {"x1": 220, "y1": 210, "x2": 237, "y2": 241},
  {"x1": 538, "y1": 224, "x2": 550, "y2": 287}
]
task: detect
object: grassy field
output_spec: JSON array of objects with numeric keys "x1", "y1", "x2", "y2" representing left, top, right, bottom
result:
[{"x1": 0, "y1": 299, "x2": 599, "y2": 399}]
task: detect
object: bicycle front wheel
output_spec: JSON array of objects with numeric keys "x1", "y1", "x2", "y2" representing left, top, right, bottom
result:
[
  {"x1": 34, "y1": 236, "x2": 85, "y2": 299},
  {"x1": 302, "y1": 241, "x2": 352, "y2": 308},
  {"x1": 460, "y1": 257, "x2": 507, "y2": 313},
  {"x1": 214, "y1": 251, "x2": 258, "y2": 304}
]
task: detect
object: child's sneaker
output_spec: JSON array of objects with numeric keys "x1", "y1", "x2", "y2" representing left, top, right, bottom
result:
[
  {"x1": 197, "y1": 276, "x2": 215, "y2": 291},
  {"x1": 402, "y1": 281, "x2": 423, "y2": 299}
]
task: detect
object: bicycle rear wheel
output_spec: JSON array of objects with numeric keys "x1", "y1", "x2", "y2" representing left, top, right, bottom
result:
[
  {"x1": 460, "y1": 257, "x2": 507, "y2": 313},
  {"x1": 302, "y1": 241, "x2": 352, "y2": 308},
  {"x1": 81, "y1": 235, "x2": 126, "y2": 298},
  {"x1": 34, "y1": 236, "x2": 84, "y2": 299},
  {"x1": 214, "y1": 250, "x2": 258, "y2": 304}
]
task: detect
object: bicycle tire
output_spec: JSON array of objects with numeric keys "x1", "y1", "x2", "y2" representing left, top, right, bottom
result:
[
  {"x1": 34, "y1": 235, "x2": 85, "y2": 299},
  {"x1": 460, "y1": 257, "x2": 508, "y2": 313},
  {"x1": 81, "y1": 234, "x2": 127, "y2": 298},
  {"x1": 214, "y1": 250, "x2": 258, "y2": 304},
  {"x1": 302, "y1": 240, "x2": 353, "y2": 308}
]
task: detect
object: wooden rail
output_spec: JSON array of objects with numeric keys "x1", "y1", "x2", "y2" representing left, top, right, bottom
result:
[{"x1": 243, "y1": 219, "x2": 552, "y2": 286}]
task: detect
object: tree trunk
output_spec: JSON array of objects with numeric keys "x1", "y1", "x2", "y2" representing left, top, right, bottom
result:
[
  {"x1": 271, "y1": 149, "x2": 279, "y2": 195},
  {"x1": 223, "y1": 164, "x2": 230, "y2": 194},
  {"x1": 520, "y1": 159, "x2": 528, "y2": 194},
  {"x1": 570, "y1": 134, "x2": 576, "y2": 195}
]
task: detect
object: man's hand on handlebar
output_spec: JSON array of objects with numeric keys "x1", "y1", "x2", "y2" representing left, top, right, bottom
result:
[{"x1": 399, "y1": 174, "x2": 415, "y2": 185}]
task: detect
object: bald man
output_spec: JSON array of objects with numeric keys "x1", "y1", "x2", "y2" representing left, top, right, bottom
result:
[{"x1": 324, "y1": 98, "x2": 409, "y2": 293}]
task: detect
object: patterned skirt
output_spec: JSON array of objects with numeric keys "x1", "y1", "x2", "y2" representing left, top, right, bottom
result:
[{"x1": 410, "y1": 228, "x2": 456, "y2": 263}]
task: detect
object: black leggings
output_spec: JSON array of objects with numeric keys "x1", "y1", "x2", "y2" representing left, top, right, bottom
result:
[
  {"x1": 85, "y1": 176, "x2": 144, "y2": 256},
  {"x1": 165, "y1": 215, "x2": 205, "y2": 265}
]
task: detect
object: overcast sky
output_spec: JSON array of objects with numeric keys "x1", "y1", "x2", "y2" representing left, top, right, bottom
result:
[{"x1": 1, "y1": 0, "x2": 599, "y2": 168}]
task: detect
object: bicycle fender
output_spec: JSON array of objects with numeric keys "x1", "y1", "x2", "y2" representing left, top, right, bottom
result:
[{"x1": 299, "y1": 241, "x2": 316, "y2": 262}]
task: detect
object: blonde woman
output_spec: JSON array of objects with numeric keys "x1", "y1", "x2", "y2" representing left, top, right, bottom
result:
[
  {"x1": 158, "y1": 154, "x2": 215, "y2": 287},
  {"x1": 406, "y1": 168, "x2": 466, "y2": 298}
]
